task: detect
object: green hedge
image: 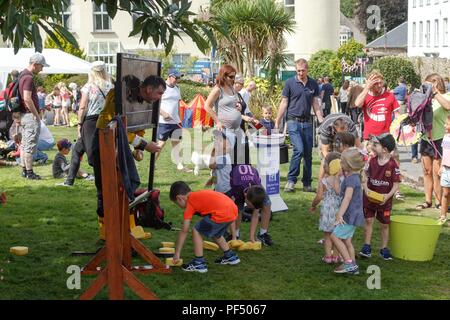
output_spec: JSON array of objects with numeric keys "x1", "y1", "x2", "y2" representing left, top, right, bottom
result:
[
  {"x1": 370, "y1": 57, "x2": 421, "y2": 90},
  {"x1": 178, "y1": 82, "x2": 211, "y2": 103}
]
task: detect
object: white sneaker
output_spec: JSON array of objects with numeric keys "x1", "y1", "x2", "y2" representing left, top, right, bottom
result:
[
  {"x1": 284, "y1": 181, "x2": 295, "y2": 192},
  {"x1": 177, "y1": 163, "x2": 184, "y2": 171}
]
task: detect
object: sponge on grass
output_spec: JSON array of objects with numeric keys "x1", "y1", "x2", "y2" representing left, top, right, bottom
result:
[{"x1": 203, "y1": 241, "x2": 219, "y2": 251}]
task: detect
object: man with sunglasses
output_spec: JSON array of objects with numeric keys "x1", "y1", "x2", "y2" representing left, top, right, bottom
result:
[{"x1": 275, "y1": 59, "x2": 324, "y2": 193}]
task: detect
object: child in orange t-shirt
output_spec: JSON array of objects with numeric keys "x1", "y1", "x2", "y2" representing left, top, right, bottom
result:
[{"x1": 170, "y1": 181, "x2": 240, "y2": 273}]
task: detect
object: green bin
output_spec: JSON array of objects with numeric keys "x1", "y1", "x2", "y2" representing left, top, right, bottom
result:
[{"x1": 389, "y1": 215, "x2": 443, "y2": 261}]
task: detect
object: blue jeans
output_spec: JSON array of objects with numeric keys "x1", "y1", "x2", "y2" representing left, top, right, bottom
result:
[
  {"x1": 37, "y1": 140, "x2": 55, "y2": 151},
  {"x1": 287, "y1": 120, "x2": 313, "y2": 186},
  {"x1": 411, "y1": 142, "x2": 419, "y2": 160}
]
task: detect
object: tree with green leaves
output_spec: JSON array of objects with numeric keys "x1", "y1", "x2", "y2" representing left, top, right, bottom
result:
[
  {"x1": 0, "y1": 0, "x2": 216, "y2": 55},
  {"x1": 212, "y1": 0, "x2": 294, "y2": 83},
  {"x1": 370, "y1": 57, "x2": 421, "y2": 90},
  {"x1": 356, "y1": 0, "x2": 407, "y2": 43},
  {"x1": 341, "y1": 0, "x2": 357, "y2": 18}
]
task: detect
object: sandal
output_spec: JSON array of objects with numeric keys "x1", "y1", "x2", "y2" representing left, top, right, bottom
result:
[
  {"x1": 436, "y1": 203, "x2": 442, "y2": 210},
  {"x1": 416, "y1": 202, "x2": 432, "y2": 209},
  {"x1": 322, "y1": 256, "x2": 333, "y2": 264}
]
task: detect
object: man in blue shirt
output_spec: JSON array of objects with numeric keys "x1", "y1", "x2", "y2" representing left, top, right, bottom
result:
[
  {"x1": 321, "y1": 77, "x2": 334, "y2": 117},
  {"x1": 392, "y1": 77, "x2": 407, "y2": 114},
  {"x1": 275, "y1": 59, "x2": 324, "y2": 193}
]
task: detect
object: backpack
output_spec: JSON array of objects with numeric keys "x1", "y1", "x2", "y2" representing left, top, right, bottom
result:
[
  {"x1": 0, "y1": 72, "x2": 25, "y2": 114},
  {"x1": 400, "y1": 83, "x2": 434, "y2": 135},
  {"x1": 131, "y1": 189, "x2": 172, "y2": 230}
]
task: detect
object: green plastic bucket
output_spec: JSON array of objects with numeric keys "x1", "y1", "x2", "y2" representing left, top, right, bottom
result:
[{"x1": 389, "y1": 215, "x2": 443, "y2": 261}]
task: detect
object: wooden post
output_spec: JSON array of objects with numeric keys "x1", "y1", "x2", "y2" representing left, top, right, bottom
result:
[{"x1": 80, "y1": 121, "x2": 170, "y2": 300}]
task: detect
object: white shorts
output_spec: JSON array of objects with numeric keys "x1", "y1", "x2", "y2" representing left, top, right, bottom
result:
[{"x1": 441, "y1": 166, "x2": 450, "y2": 188}]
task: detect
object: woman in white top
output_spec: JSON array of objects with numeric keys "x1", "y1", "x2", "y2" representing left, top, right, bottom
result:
[
  {"x1": 339, "y1": 80, "x2": 350, "y2": 115},
  {"x1": 61, "y1": 61, "x2": 113, "y2": 186}
]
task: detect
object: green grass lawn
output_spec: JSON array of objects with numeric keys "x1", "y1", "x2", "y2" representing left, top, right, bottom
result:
[{"x1": 0, "y1": 126, "x2": 449, "y2": 300}]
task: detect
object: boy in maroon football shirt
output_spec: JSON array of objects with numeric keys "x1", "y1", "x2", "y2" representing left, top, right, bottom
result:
[{"x1": 360, "y1": 133, "x2": 400, "y2": 261}]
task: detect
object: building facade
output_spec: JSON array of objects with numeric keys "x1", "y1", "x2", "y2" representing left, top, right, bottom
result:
[{"x1": 408, "y1": 0, "x2": 450, "y2": 58}]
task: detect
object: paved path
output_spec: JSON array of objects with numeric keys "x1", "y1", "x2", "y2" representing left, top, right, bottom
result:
[{"x1": 398, "y1": 145, "x2": 424, "y2": 190}]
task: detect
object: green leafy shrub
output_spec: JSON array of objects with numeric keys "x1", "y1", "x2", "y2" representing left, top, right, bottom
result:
[
  {"x1": 370, "y1": 56, "x2": 421, "y2": 90},
  {"x1": 178, "y1": 82, "x2": 211, "y2": 103}
]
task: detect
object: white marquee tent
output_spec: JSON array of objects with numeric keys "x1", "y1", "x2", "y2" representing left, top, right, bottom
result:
[{"x1": 0, "y1": 48, "x2": 92, "y2": 90}]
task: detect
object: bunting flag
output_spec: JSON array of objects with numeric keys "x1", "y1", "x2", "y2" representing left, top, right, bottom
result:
[
  {"x1": 179, "y1": 100, "x2": 188, "y2": 123},
  {"x1": 341, "y1": 57, "x2": 370, "y2": 73}
]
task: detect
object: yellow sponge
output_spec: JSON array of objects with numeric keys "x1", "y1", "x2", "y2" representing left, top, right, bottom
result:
[
  {"x1": 228, "y1": 239, "x2": 245, "y2": 249},
  {"x1": 131, "y1": 226, "x2": 152, "y2": 240},
  {"x1": 237, "y1": 241, "x2": 262, "y2": 251},
  {"x1": 159, "y1": 247, "x2": 175, "y2": 254},
  {"x1": 161, "y1": 242, "x2": 175, "y2": 248},
  {"x1": 203, "y1": 241, "x2": 219, "y2": 251},
  {"x1": 10, "y1": 246, "x2": 28, "y2": 256},
  {"x1": 367, "y1": 190, "x2": 384, "y2": 204},
  {"x1": 165, "y1": 257, "x2": 183, "y2": 267}
]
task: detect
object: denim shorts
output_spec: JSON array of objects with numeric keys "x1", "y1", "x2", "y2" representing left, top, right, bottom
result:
[
  {"x1": 194, "y1": 215, "x2": 231, "y2": 239},
  {"x1": 441, "y1": 166, "x2": 450, "y2": 188},
  {"x1": 157, "y1": 123, "x2": 182, "y2": 141},
  {"x1": 332, "y1": 224, "x2": 357, "y2": 240}
]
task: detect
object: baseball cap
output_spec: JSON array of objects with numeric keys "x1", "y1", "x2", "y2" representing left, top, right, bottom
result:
[
  {"x1": 370, "y1": 133, "x2": 396, "y2": 152},
  {"x1": 91, "y1": 61, "x2": 106, "y2": 72},
  {"x1": 29, "y1": 52, "x2": 50, "y2": 67},
  {"x1": 168, "y1": 71, "x2": 184, "y2": 79},
  {"x1": 57, "y1": 138, "x2": 72, "y2": 151}
]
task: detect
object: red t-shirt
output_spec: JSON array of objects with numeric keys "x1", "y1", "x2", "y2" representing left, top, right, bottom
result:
[
  {"x1": 18, "y1": 69, "x2": 39, "y2": 113},
  {"x1": 363, "y1": 156, "x2": 401, "y2": 211},
  {"x1": 184, "y1": 190, "x2": 238, "y2": 224},
  {"x1": 362, "y1": 90, "x2": 399, "y2": 140}
]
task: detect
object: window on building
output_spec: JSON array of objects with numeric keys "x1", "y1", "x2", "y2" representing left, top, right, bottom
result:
[
  {"x1": 413, "y1": 0, "x2": 417, "y2": 7},
  {"x1": 413, "y1": 22, "x2": 417, "y2": 47},
  {"x1": 284, "y1": 0, "x2": 295, "y2": 19},
  {"x1": 419, "y1": 0, "x2": 423, "y2": 6},
  {"x1": 172, "y1": 53, "x2": 191, "y2": 68},
  {"x1": 426, "y1": 20, "x2": 431, "y2": 47},
  {"x1": 434, "y1": 0, "x2": 439, "y2": 4},
  {"x1": 88, "y1": 41, "x2": 119, "y2": 75},
  {"x1": 93, "y1": 3, "x2": 112, "y2": 31},
  {"x1": 426, "y1": 0, "x2": 431, "y2": 5},
  {"x1": 444, "y1": 18, "x2": 449, "y2": 46},
  {"x1": 435, "y1": 19, "x2": 439, "y2": 47},
  {"x1": 61, "y1": 1, "x2": 71, "y2": 30},
  {"x1": 419, "y1": 21, "x2": 424, "y2": 46}
]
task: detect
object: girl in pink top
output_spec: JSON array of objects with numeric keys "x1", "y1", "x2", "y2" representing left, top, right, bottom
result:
[{"x1": 439, "y1": 115, "x2": 450, "y2": 222}]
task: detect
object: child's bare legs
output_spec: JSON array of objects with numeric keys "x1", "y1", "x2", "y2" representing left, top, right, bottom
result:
[
  {"x1": 62, "y1": 106, "x2": 69, "y2": 126},
  {"x1": 380, "y1": 223, "x2": 389, "y2": 249},
  {"x1": 331, "y1": 234, "x2": 352, "y2": 261},
  {"x1": 192, "y1": 228, "x2": 204, "y2": 258},
  {"x1": 323, "y1": 232, "x2": 333, "y2": 256},
  {"x1": 344, "y1": 238, "x2": 355, "y2": 261},
  {"x1": 441, "y1": 187, "x2": 450, "y2": 220},
  {"x1": 235, "y1": 211, "x2": 242, "y2": 238},
  {"x1": 230, "y1": 220, "x2": 237, "y2": 240},
  {"x1": 214, "y1": 236, "x2": 231, "y2": 252},
  {"x1": 363, "y1": 217, "x2": 375, "y2": 245},
  {"x1": 260, "y1": 204, "x2": 271, "y2": 232},
  {"x1": 249, "y1": 209, "x2": 259, "y2": 242},
  {"x1": 54, "y1": 109, "x2": 60, "y2": 125}
]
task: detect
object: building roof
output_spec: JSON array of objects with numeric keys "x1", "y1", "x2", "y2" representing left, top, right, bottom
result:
[
  {"x1": 366, "y1": 22, "x2": 408, "y2": 49},
  {"x1": 340, "y1": 13, "x2": 367, "y2": 45}
]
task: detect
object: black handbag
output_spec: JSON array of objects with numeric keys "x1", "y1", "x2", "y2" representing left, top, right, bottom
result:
[{"x1": 279, "y1": 144, "x2": 289, "y2": 164}]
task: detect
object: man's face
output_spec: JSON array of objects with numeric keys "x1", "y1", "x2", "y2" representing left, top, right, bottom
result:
[
  {"x1": 234, "y1": 82, "x2": 244, "y2": 92},
  {"x1": 142, "y1": 85, "x2": 165, "y2": 103},
  {"x1": 33, "y1": 63, "x2": 44, "y2": 74},
  {"x1": 296, "y1": 64, "x2": 308, "y2": 80},
  {"x1": 167, "y1": 75, "x2": 178, "y2": 86}
]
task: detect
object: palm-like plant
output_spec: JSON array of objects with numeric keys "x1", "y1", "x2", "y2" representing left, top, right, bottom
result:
[{"x1": 212, "y1": 0, "x2": 294, "y2": 82}]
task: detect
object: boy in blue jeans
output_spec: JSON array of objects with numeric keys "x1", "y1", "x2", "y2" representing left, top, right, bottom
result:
[{"x1": 170, "y1": 181, "x2": 240, "y2": 273}]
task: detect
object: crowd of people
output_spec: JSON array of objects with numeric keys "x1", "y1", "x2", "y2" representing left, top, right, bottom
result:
[{"x1": 1, "y1": 52, "x2": 449, "y2": 276}]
